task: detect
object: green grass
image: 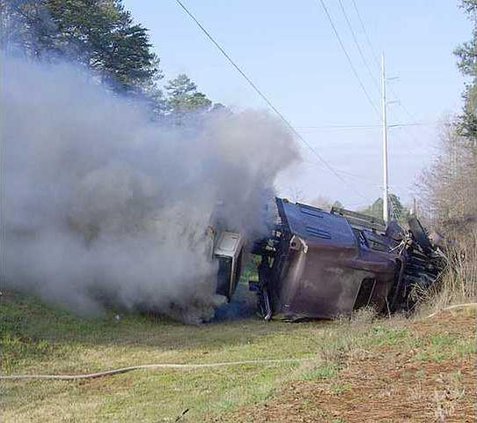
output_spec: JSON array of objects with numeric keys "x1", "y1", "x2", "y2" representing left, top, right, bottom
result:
[
  {"x1": 0, "y1": 291, "x2": 329, "y2": 422},
  {"x1": 1, "y1": 290, "x2": 475, "y2": 422},
  {"x1": 414, "y1": 333, "x2": 476, "y2": 363},
  {"x1": 300, "y1": 363, "x2": 339, "y2": 381}
]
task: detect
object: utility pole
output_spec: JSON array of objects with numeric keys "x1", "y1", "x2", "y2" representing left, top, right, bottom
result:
[{"x1": 381, "y1": 53, "x2": 389, "y2": 224}]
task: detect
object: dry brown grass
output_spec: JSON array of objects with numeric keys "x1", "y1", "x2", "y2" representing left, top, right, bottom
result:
[
  {"x1": 417, "y1": 228, "x2": 477, "y2": 318},
  {"x1": 232, "y1": 308, "x2": 477, "y2": 423}
]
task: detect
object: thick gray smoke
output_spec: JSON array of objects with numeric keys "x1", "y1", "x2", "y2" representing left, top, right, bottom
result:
[{"x1": 1, "y1": 56, "x2": 298, "y2": 323}]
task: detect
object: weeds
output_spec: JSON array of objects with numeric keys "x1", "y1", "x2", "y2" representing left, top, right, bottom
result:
[
  {"x1": 417, "y1": 228, "x2": 477, "y2": 318},
  {"x1": 0, "y1": 334, "x2": 51, "y2": 373},
  {"x1": 2, "y1": 289, "x2": 475, "y2": 422},
  {"x1": 433, "y1": 372, "x2": 467, "y2": 422},
  {"x1": 300, "y1": 363, "x2": 339, "y2": 381}
]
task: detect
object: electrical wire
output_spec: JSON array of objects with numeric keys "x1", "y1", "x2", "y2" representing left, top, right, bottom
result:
[
  {"x1": 297, "y1": 121, "x2": 437, "y2": 130},
  {"x1": 174, "y1": 0, "x2": 372, "y2": 202},
  {"x1": 316, "y1": 0, "x2": 380, "y2": 118},
  {"x1": 350, "y1": 0, "x2": 381, "y2": 69},
  {"x1": 348, "y1": 0, "x2": 427, "y2": 134},
  {"x1": 337, "y1": 0, "x2": 380, "y2": 93},
  {"x1": 347, "y1": 0, "x2": 437, "y2": 172}
]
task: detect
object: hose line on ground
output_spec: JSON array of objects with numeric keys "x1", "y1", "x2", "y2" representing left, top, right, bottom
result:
[
  {"x1": 0, "y1": 358, "x2": 310, "y2": 381},
  {"x1": 424, "y1": 303, "x2": 477, "y2": 319},
  {"x1": 5, "y1": 303, "x2": 475, "y2": 382}
]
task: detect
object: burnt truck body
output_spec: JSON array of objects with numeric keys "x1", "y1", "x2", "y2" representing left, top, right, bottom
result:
[{"x1": 238, "y1": 198, "x2": 446, "y2": 320}]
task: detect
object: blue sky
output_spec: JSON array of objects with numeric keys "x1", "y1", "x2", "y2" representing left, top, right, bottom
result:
[{"x1": 123, "y1": 0, "x2": 471, "y2": 209}]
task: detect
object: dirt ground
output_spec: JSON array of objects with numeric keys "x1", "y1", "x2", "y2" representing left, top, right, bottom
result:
[
  {"x1": 2, "y1": 292, "x2": 475, "y2": 422},
  {"x1": 232, "y1": 310, "x2": 477, "y2": 423}
]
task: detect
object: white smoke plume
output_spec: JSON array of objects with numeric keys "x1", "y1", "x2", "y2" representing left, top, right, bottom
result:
[{"x1": 0, "y1": 56, "x2": 299, "y2": 323}]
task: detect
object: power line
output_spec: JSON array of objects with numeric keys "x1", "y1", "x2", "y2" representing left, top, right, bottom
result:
[
  {"x1": 336, "y1": 169, "x2": 383, "y2": 185},
  {"x1": 297, "y1": 121, "x2": 437, "y2": 130},
  {"x1": 316, "y1": 0, "x2": 380, "y2": 118},
  {"x1": 393, "y1": 97, "x2": 422, "y2": 126},
  {"x1": 301, "y1": 160, "x2": 385, "y2": 194},
  {"x1": 350, "y1": 0, "x2": 381, "y2": 69},
  {"x1": 348, "y1": 0, "x2": 432, "y2": 161},
  {"x1": 349, "y1": 0, "x2": 422, "y2": 127},
  {"x1": 174, "y1": 0, "x2": 372, "y2": 202},
  {"x1": 337, "y1": 0, "x2": 380, "y2": 94},
  {"x1": 337, "y1": 0, "x2": 420, "y2": 127}
]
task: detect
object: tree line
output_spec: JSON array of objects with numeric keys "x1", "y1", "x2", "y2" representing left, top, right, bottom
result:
[
  {"x1": 419, "y1": 0, "x2": 477, "y2": 234},
  {"x1": 1, "y1": 0, "x2": 475, "y2": 226},
  {"x1": 0, "y1": 0, "x2": 215, "y2": 118},
  {"x1": 349, "y1": 1, "x2": 476, "y2": 229},
  {"x1": 418, "y1": 0, "x2": 477, "y2": 304}
]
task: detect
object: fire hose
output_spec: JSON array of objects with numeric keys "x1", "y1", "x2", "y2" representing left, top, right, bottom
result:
[
  {"x1": 424, "y1": 302, "x2": 477, "y2": 319},
  {"x1": 3, "y1": 304, "x2": 475, "y2": 382},
  {"x1": 0, "y1": 358, "x2": 310, "y2": 381}
]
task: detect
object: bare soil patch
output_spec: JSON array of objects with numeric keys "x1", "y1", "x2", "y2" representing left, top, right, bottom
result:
[{"x1": 232, "y1": 310, "x2": 476, "y2": 423}]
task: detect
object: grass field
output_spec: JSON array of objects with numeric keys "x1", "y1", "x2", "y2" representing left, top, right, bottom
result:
[{"x1": 1, "y1": 289, "x2": 475, "y2": 422}]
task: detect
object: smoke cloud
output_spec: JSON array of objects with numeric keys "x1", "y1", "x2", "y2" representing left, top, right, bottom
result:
[{"x1": 1, "y1": 56, "x2": 298, "y2": 323}]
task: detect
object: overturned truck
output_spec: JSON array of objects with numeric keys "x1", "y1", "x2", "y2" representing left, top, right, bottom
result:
[{"x1": 216, "y1": 198, "x2": 446, "y2": 321}]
